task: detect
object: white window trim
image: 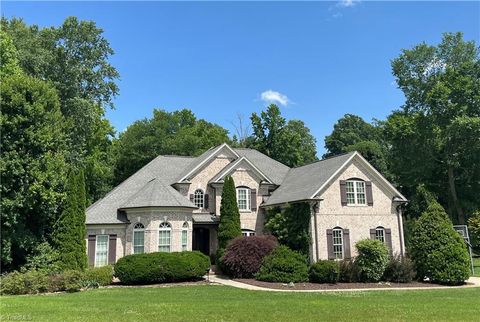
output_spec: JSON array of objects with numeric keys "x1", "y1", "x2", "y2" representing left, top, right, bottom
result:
[
  {"x1": 95, "y1": 235, "x2": 109, "y2": 268},
  {"x1": 346, "y1": 180, "x2": 367, "y2": 206},
  {"x1": 182, "y1": 222, "x2": 188, "y2": 251},
  {"x1": 133, "y1": 223, "x2": 145, "y2": 254},
  {"x1": 236, "y1": 187, "x2": 251, "y2": 211},
  {"x1": 375, "y1": 227, "x2": 385, "y2": 244},
  {"x1": 194, "y1": 189, "x2": 204, "y2": 209},
  {"x1": 332, "y1": 228, "x2": 344, "y2": 260},
  {"x1": 242, "y1": 229, "x2": 255, "y2": 237},
  {"x1": 158, "y1": 222, "x2": 172, "y2": 253}
]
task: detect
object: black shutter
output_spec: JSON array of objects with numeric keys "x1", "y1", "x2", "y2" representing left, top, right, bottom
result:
[
  {"x1": 370, "y1": 228, "x2": 376, "y2": 240},
  {"x1": 251, "y1": 189, "x2": 257, "y2": 211},
  {"x1": 343, "y1": 229, "x2": 351, "y2": 259},
  {"x1": 340, "y1": 180, "x2": 347, "y2": 206},
  {"x1": 326, "y1": 229, "x2": 334, "y2": 260},
  {"x1": 366, "y1": 181, "x2": 373, "y2": 206},
  {"x1": 88, "y1": 235, "x2": 96, "y2": 267},
  {"x1": 204, "y1": 194, "x2": 209, "y2": 209},
  {"x1": 108, "y1": 235, "x2": 117, "y2": 264},
  {"x1": 189, "y1": 194, "x2": 194, "y2": 203},
  {"x1": 385, "y1": 228, "x2": 393, "y2": 255}
]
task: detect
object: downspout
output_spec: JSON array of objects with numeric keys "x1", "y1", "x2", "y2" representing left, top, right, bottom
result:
[
  {"x1": 311, "y1": 201, "x2": 321, "y2": 263},
  {"x1": 395, "y1": 200, "x2": 407, "y2": 257}
]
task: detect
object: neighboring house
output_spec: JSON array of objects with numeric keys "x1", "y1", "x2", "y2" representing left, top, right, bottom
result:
[{"x1": 86, "y1": 143, "x2": 407, "y2": 267}]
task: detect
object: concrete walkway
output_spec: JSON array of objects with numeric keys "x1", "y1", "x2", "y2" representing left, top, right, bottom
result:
[{"x1": 208, "y1": 275, "x2": 480, "y2": 293}]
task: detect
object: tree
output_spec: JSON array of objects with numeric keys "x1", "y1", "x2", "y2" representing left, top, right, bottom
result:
[
  {"x1": 324, "y1": 114, "x2": 390, "y2": 176},
  {"x1": 0, "y1": 72, "x2": 67, "y2": 271},
  {"x1": 386, "y1": 32, "x2": 480, "y2": 224},
  {"x1": 52, "y1": 169, "x2": 88, "y2": 271},
  {"x1": 113, "y1": 109, "x2": 231, "y2": 184},
  {"x1": 2, "y1": 17, "x2": 119, "y2": 203},
  {"x1": 264, "y1": 203, "x2": 311, "y2": 256},
  {"x1": 249, "y1": 104, "x2": 317, "y2": 167},
  {"x1": 409, "y1": 202, "x2": 470, "y2": 285},
  {"x1": 217, "y1": 177, "x2": 242, "y2": 251}
]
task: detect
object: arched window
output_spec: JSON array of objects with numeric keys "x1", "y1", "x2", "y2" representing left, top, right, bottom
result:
[
  {"x1": 182, "y1": 222, "x2": 188, "y2": 251},
  {"x1": 194, "y1": 189, "x2": 204, "y2": 209},
  {"x1": 345, "y1": 179, "x2": 366, "y2": 205},
  {"x1": 332, "y1": 227, "x2": 344, "y2": 259},
  {"x1": 158, "y1": 222, "x2": 171, "y2": 252},
  {"x1": 375, "y1": 227, "x2": 385, "y2": 243},
  {"x1": 133, "y1": 223, "x2": 145, "y2": 254},
  {"x1": 236, "y1": 187, "x2": 251, "y2": 211},
  {"x1": 242, "y1": 229, "x2": 255, "y2": 237}
]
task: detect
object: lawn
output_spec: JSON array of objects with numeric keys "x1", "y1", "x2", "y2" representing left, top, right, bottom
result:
[{"x1": 1, "y1": 285, "x2": 480, "y2": 322}]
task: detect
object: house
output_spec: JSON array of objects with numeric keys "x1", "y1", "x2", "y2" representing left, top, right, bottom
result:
[{"x1": 86, "y1": 143, "x2": 407, "y2": 267}]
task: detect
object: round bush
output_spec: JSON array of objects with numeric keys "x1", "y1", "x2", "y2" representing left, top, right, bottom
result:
[
  {"x1": 114, "y1": 251, "x2": 210, "y2": 285},
  {"x1": 382, "y1": 255, "x2": 416, "y2": 283},
  {"x1": 309, "y1": 260, "x2": 339, "y2": 284},
  {"x1": 355, "y1": 239, "x2": 389, "y2": 282},
  {"x1": 222, "y1": 235, "x2": 278, "y2": 278},
  {"x1": 255, "y1": 245, "x2": 308, "y2": 283},
  {"x1": 410, "y1": 203, "x2": 470, "y2": 285}
]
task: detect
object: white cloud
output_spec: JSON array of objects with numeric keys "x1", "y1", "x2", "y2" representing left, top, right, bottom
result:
[
  {"x1": 338, "y1": 0, "x2": 360, "y2": 8},
  {"x1": 260, "y1": 90, "x2": 290, "y2": 106}
]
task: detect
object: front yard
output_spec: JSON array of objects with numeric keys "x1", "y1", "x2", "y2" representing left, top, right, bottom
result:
[{"x1": 2, "y1": 285, "x2": 480, "y2": 321}]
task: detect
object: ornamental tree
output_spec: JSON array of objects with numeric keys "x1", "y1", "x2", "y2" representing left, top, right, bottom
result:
[{"x1": 217, "y1": 176, "x2": 242, "y2": 251}]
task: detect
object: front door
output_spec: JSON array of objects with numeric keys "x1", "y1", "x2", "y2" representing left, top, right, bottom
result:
[{"x1": 192, "y1": 227, "x2": 210, "y2": 256}]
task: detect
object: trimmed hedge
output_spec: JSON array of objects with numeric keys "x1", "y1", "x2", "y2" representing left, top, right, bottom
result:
[
  {"x1": 114, "y1": 251, "x2": 210, "y2": 285},
  {"x1": 255, "y1": 245, "x2": 308, "y2": 283},
  {"x1": 222, "y1": 235, "x2": 278, "y2": 278},
  {"x1": 84, "y1": 265, "x2": 114, "y2": 287},
  {"x1": 410, "y1": 203, "x2": 470, "y2": 285},
  {"x1": 355, "y1": 239, "x2": 389, "y2": 282},
  {"x1": 309, "y1": 260, "x2": 339, "y2": 284}
]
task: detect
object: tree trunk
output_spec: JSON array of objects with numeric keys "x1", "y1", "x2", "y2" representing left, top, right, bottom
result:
[{"x1": 448, "y1": 167, "x2": 465, "y2": 224}]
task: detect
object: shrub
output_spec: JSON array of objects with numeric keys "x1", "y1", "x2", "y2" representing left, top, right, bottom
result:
[
  {"x1": 410, "y1": 203, "x2": 470, "y2": 285},
  {"x1": 0, "y1": 270, "x2": 49, "y2": 295},
  {"x1": 222, "y1": 235, "x2": 278, "y2": 278},
  {"x1": 22, "y1": 242, "x2": 61, "y2": 274},
  {"x1": 255, "y1": 245, "x2": 308, "y2": 283},
  {"x1": 309, "y1": 260, "x2": 339, "y2": 284},
  {"x1": 49, "y1": 270, "x2": 85, "y2": 292},
  {"x1": 338, "y1": 259, "x2": 359, "y2": 283},
  {"x1": 114, "y1": 251, "x2": 210, "y2": 285},
  {"x1": 355, "y1": 239, "x2": 389, "y2": 282},
  {"x1": 383, "y1": 255, "x2": 416, "y2": 283},
  {"x1": 83, "y1": 265, "x2": 114, "y2": 286},
  {"x1": 468, "y1": 211, "x2": 480, "y2": 254}
]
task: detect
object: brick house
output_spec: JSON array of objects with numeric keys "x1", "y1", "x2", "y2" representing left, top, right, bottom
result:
[{"x1": 86, "y1": 143, "x2": 407, "y2": 267}]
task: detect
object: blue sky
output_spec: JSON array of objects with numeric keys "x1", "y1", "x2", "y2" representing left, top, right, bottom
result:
[{"x1": 3, "y1": 1, "x2": 479, "y2": 155}]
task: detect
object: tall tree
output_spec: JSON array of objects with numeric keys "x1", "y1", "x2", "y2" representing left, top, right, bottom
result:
[
  {"x1": 2, "y1": 17, "x2": 119, "y2": 203},
  {"x1": 52, "y1": 169, "x2": 88, "y2": 271},
  {"x1": 249, "y1": 104, "x2": 317, "y2": 167},
  {"x1": 113, "y1": 108, "x2": 231, "y2": 184},
  {"x1": 386, "y1": 32, "x2": 480, "y2": 224},
  {"x1": 0, "y1": 68, "x2": 67, "y2": 270},
  {"x1": 217, "y1": 177, "x2": 242, "y2": 251}
]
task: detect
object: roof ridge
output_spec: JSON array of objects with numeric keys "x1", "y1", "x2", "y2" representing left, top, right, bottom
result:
[{"x1": 291, "y1": 151, "x2": 355, "y2": 169}]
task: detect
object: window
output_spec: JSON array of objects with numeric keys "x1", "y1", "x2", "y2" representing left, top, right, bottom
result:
[
  {"x1": 236, "y1": 187, "x2": 251, "y2": 211},
  {"x1": 95, "y1": 235, "x2": 109, "y2": 267},
  {"x1": 182, "y1": 222, "x2": 188, "y2": 251},
  {"x1": 332, "y1": 228, "x2": 344, "y2": 259},
  {"x1": 133, "y1": 223, "x2": 145, "y2": 254},
  {"x1": 158, "y1": 222, "x2": 171, "y2": 252},
  {"x1": 346, "y1": 180, "x2": 366, "y2": 205},
  {"x1": 242, "y1": 229, "x2": 255, "y2": 237},
  {"x1": 194, "y1": 189, "x2": 204, "y2": 209},
  {"x1": 375, "y1": 227, "x2": 385, "y2": 243}
]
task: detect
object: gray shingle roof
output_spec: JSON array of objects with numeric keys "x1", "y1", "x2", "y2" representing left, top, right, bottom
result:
[
  {"x1": 86, "y1": 155, "x2": 195, "y2": 224},
  {"x1": 120, "y1": 178, "x2": 196, "y2": 209},
  {"x1": 233, "y1": 148, "x2": 290, "y2": 185},
  {"x1": 262, "y1": 152, "x2": 355, "y2": 207}
]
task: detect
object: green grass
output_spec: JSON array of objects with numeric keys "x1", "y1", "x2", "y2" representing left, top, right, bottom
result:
[{"x1": 1, "y1": 285, "x2": 480, "y2": 321}]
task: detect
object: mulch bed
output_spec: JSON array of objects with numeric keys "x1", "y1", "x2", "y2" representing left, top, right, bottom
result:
[{"x1": 233, "y1": 279, "x2": 454, "y2": 290}]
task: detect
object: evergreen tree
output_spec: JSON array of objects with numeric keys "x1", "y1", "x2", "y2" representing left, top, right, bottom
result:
[
  {"x1": 217, "y1": 176, "x2": 242, "y2": 250},
  {"x1": 53, "y1": 169, "x2": 88, "y2": 271}
]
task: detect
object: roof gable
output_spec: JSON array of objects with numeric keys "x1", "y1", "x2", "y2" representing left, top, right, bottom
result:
[{"x1": 210, "y1": 156, "x2": 273, "y2": 184}]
